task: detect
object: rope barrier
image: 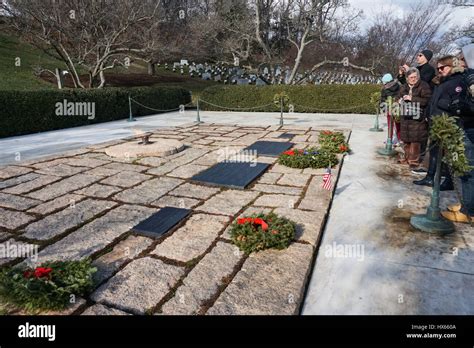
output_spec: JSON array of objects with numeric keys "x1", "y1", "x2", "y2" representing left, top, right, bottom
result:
[
  {"x1": 199, "y1": 99, "x2": 275, "y2": 111},
  {"x1": 127, "y1": 92, "x2": 372, "y2": 127},
  {"x1": 198, "y1": 99, "x2": 371, "y2": 113},
  {"x1": 129, "y1": 97, "x2": 194, "y2": 113}
]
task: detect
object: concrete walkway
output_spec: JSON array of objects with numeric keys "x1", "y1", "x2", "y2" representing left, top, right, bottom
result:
[
  {"x1": 0, "y1": 111, "x2": 367, "y2": 166},
  {"x1": 302, "y1": 123, "x2": 474, "y2": 315}
]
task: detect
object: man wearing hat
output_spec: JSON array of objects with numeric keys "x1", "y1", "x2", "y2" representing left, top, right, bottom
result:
[{"x1": 398, "y1": 49, "x2": 436, "y2": 89}]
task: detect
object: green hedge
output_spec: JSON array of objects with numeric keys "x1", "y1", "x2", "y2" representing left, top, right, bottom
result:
[
  {"x1": 199, "y1": 85, "x2": 381, "y2": 114},
  {"x1": 0, "y1": 87, "x2": 191, "y2": 138}
]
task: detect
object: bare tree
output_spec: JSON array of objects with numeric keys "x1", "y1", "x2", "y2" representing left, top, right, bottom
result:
[
  {"x1": 359, "y1": 0, "x2": 452, "y2": 73},
  {"x1": 447, "y1": 0, "x2": 474, "y2": 41},
  {"x1": 253, "y1": 0, "x2": 290, "y2": 74},
  {"x1": 285, "y1": 0, "x2": 362, "y2": 83},
  {"x1": 187, "y1": 0, "x2": 256, "y2": 67},
  {"x1": 2, "y1": 0, "x2": 161, "y2": 88}
]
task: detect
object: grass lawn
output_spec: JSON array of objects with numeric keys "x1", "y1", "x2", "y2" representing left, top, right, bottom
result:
[
  {"x1": 0, "y1": 33, "x2": 59, "y2": 90},
  {"x1": 0, "y1": 32, "x2": 218, "y2": 96}
]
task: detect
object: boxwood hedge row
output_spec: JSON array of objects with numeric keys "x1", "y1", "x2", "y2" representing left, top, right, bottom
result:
[
  {"x1": 199, "y1": 85, "x2": 381, "y2": 114},
  {"x1": 0, "y1": 87, "x2": 191, "y2": 138}
]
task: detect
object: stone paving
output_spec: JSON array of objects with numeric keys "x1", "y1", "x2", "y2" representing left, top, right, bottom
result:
[{"x1": 0, "y1": 123, "x2": 349, "y2": 315}]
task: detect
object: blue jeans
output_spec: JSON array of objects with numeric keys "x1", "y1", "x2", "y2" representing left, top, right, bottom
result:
[{"x1": 461, "y1": 128, "x2": 474, "y2": 216}]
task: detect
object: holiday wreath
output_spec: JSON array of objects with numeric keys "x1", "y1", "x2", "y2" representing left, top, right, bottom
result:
[
  {"x1": 318, "y1": 130, "x2": 350, "y2": 154},
  {"x1": 0, "y1": 259, "x2": 97, "y2": 312},
  {"x1": 230, "y1": 213, "x2": 296, "y2": 254},
  {"x1": 278, "y1": 147, "x2": 339, "y2": 169},
  {"x1": 430, "y1": 114, "x2": 473, "y2": 177}
]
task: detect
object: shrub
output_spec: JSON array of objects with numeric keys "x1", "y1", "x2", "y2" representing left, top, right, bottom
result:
[
  {"x1": 0, "y1": 87, "x2": 191, "y2": 138},
  {"x1": 278, "y1": 148, "x2": 339, "y2": 169},
  {"x1": 0, "y1": 259, "x2": 97, "y2": 313},
  {"x1": 199, "y1": 84, "x2": 381, "y2": 114},
  {"x1": 230, "y1": 213, "x2": 296, "y2": 254}
]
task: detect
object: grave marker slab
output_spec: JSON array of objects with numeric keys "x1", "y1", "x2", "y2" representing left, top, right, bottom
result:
[
  {"x1": 279, "y1": 133, "x2": 296, "y2": 139},
  {"x1": 244, "y1": 141, "x2": 293, "y2": 157},
  {"x1": 132, "y1": 207, "x2": 191, "y2": 239},
  {"x1": 191, "y1": 162, "x2": 270, "y2": 190}
]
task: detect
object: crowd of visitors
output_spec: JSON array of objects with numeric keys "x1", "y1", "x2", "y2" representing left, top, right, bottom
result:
[{"x1": 380, "y1": 44, "x2": 474, "y2": 223}]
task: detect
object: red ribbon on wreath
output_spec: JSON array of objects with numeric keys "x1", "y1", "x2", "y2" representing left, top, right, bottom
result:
[
  {"x1": 237, "y1": 218, "x2": 269, "y2": 231},
  {"x1": 24, "y1": 267, "x2": 53, "y2": 279}
]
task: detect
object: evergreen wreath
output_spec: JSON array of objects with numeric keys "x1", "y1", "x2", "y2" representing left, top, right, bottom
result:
[
  {"x1": 319, "y1": 130, "x2": 350, "y2": 154},
  {"x1": 230, "y1": 213, "x2": 296, "y2": 254},
  {"x1": 273, "y1": 92, "x2": 290, "y2": 109},
  {"x1": 278, "y1": 147, "x2": 339, "y2": 169},
  {"x1": 370, "y1": 91, "x2": 382, "y2": 114},
  {"x1": 0, "y1": 259, "x2": 97, "y2": 313},
  {"x1": 430, "y1": 114, "x2": 473, "y2": 177}
]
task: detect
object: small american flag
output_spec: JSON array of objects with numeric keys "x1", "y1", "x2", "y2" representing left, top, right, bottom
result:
[{"x1": 322, "y1": 168, "x2": 333, "y2": 191}]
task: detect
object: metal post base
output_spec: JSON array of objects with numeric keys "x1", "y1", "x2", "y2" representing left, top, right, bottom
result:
[
  {"x1": 127, "y1": 118, "x2": 137, "y2": 122},
  {"x1": 377, "y1": 147, "x2": 397, "y2": 156},
  {"x1": 369, "y1": 127, "x2": 384, "y2": 132},
  {"x1": 410, "y1": 213, "x2": 455, "y2": 235}
]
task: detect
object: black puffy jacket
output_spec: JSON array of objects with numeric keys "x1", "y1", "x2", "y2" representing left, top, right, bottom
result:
[{"x1": 428, "y1": 67, "x2": 468, "y2": 122}]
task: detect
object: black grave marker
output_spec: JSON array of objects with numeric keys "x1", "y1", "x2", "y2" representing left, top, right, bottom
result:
[
  {"x1": 132, "y1": 207, "x2": 191, "y2": 239},
  {"x1": 244, "y1": 141, "x2": 293, "y2": 157},
  {"x1": 279, "y1": 133, "x2": 296, "y2": 139},
  {"x1": 191, "y1": 162, "x2": 270, "y2": 189}
]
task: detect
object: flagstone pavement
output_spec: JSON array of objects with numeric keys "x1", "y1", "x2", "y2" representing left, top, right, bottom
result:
[
  {"x1": 0, "y1": 123, "x2": 349, "y2": 315},
  {"x1": 3, "y1": 117, "x2": 472, "y2": 316}
]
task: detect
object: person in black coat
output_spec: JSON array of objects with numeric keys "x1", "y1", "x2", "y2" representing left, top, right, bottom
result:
[
  {"x1": 398, "y1": 50, "x2": 436, "y2": 89},
  {"x1": 442, "y1": 45, "x2": 474, "y2": 222},
  {"x1": 414, "y1": 55, "x2": 468, "y2": 191}
]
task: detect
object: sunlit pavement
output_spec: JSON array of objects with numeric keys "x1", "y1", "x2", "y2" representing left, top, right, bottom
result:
[
  {"x1": 0, "y1": 111, "x2": 371, "y2": 166},
  {"x1": 302, "y1": 124, "x2": 474, "y2": 315}
]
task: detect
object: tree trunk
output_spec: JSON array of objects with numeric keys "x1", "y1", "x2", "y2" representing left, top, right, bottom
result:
[
  {"x1": 88, "y1": 72, "x2": 94, "y2": 89},
  {"x1": 288, "y1": 27, "x2": 310, "y2": 85},
  {"x1": 63, "y1": 61, "x2": 83, "y2": 88},
  {"x1": 288, "y1": 47, "x2": 304, "y2": 85},
  {"x1": 55, "y1": 68, "x2": 64, "y2": 89},
  {"x1": 98, "y1": 70, "x2": 106, "y2": 89},
  {"x1": 57, "y1": 44, "x2": 85, "y2": 89},
  {"x1": 147, "y1": 61, "x2": 156, "y2": 76}
]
